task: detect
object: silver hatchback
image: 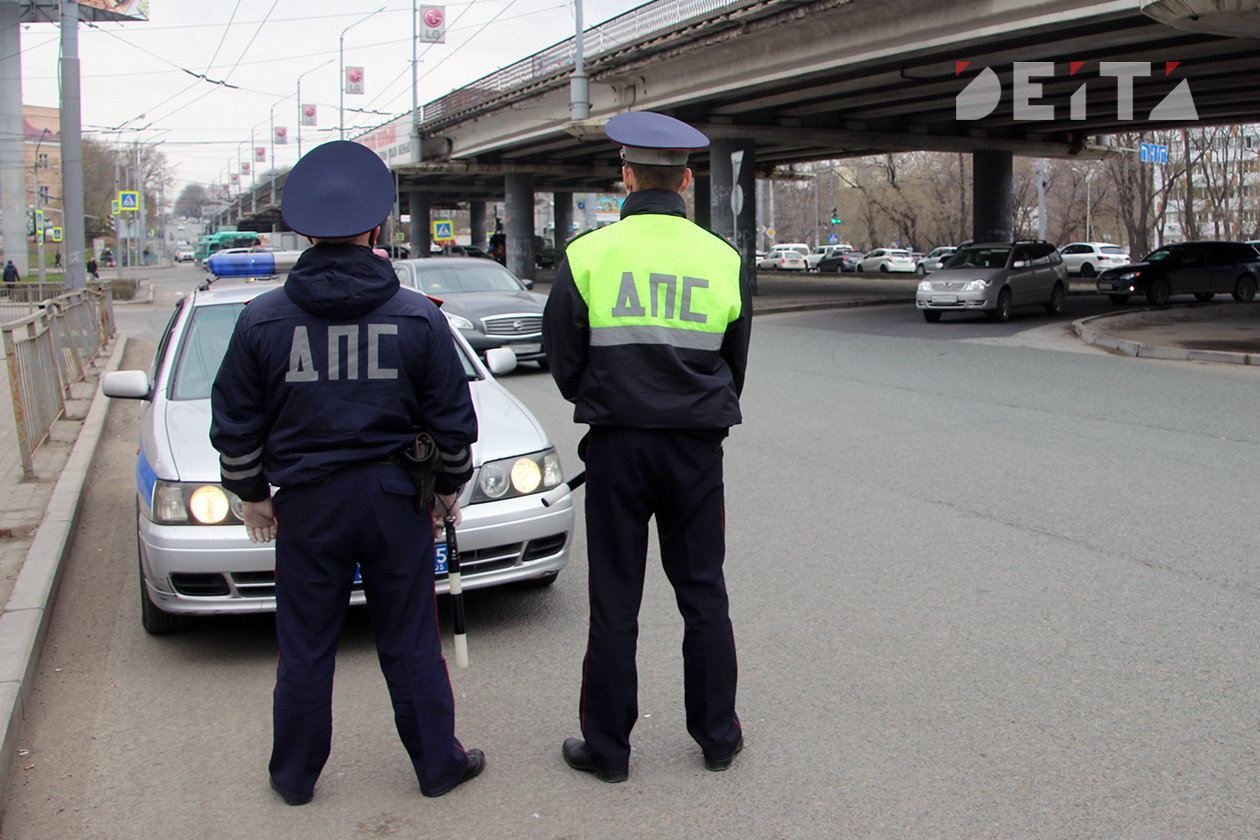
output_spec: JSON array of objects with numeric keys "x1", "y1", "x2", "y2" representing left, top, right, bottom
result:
[
  {"x1": 916, "y1": 241, "x2": 1068, "y2": 323},
  {"x1": 103, "y1": 279, "x2": 573, "y2": 634}
]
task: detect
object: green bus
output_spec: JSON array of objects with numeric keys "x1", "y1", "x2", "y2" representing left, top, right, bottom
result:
[{"x1": 194, "y1": 230, "x2": 262, "y2": 263}]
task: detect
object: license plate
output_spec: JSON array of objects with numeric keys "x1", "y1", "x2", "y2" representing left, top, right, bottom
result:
[
  {"x1": 353, "y1": 544, "x2": 448, "y2": 584},
  {"x1": 932, "y1": 294, "x2": 958, "y2": 304},
  {"x1": 511, "y1": 343, "x2": 541, "y2": 356}
]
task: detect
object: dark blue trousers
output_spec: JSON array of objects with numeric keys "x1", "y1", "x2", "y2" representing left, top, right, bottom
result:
[
  {"x1": 269, "y1": 463, "x2": 469, "y2": 799},
  {"x1": 579, "y1": 427, "x2": 742, "y2": 772}
]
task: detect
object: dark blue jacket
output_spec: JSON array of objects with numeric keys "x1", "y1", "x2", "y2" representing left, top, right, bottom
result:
[{"x1": 210, "y1": 243, "x2": 477, "y2": 502}]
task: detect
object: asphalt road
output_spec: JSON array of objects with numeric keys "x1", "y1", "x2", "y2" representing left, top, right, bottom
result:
[{"x1": 2, "y1": 296, "x2": 1258, "y2": 839}]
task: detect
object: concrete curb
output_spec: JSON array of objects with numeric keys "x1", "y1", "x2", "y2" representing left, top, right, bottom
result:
[
  {"x1": 0, "y1": 337, "x2": 127, "y2": 796},
  {"x1": 1072, "y1": 309, "x2": 1258, "y2": 366},
  {"x1": 752, "y1": 296, "x2": 912, "y2": 315}
]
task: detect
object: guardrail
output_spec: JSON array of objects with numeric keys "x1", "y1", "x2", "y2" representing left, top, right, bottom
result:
[
  {"x1": 419, "y1": 0, "x2": 747, "y2": 125},
  {"x1": 2, "y1": 286, "x2": 115, "y2": 478}
]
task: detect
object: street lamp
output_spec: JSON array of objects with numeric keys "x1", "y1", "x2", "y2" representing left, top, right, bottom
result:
[
  {"x1": 340, "y1": 6, "x2": 385, "y2": 140},
  {"x1": 1071, "y1": 165, "x2": 1096, "y2": 241},
  {"x1": 268, "y1": 96, "x2": 293, "y2": 206},
  {"x1": 296, "y1": 58, "x2": 334, "y2": 158}
]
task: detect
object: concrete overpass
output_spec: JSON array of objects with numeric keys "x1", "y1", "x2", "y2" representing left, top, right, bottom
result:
[{"x1": 218, "y1": 0, "x2": 1260, "y2": 282}]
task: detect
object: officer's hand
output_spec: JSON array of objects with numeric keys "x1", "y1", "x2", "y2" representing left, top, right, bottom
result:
[
  {"x1": 242, "y1": 498, "x2": 277, "y2": 543},
  {"x1": 433, "y1": 493, "x2": 460, "y2": 538}
]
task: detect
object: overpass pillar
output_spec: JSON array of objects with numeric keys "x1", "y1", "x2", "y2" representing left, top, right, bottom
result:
[
  {"x1": 692, "y1": 175, "x2": 710, "y2": 231},
  {"x1": 469, "y1": 200, "x2": 487, "y2": 249},
  {"x1": 505, "y1": 172, "x2": 535, "y2": 280},
  {"x1": 408, "y1": 190, "x2": 431, "y2": 257},
  {"x1": 973, "y1": 150, "x2": 1013, "y2": 243},
  {"x1": 553, "y1": 191, "x2": 573, "y2": 250},
  {"x1": 709, "y1": 138, "x2": 758, "y2": 294}
]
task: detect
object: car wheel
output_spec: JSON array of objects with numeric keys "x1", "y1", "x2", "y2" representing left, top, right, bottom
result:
[
  {"x1": 916, "y1": 264, "x2": 926, "y2": 276},
  {"x1": 988, "y1": 288, "x2": 1012, "y2": 322},
  {"x1": 138, "y1": 544, "x2": 190, "y2": 635},
  {"x1": 1108, "y1": 294, "x2": 1130, "y2": 304},
  {"x1": 1146, "y1": 278, "x2": 1171, "y2": 306},
  {"x1": 1194, "y1": 292, "x2": 1215, "y2": 302},
  {"x1": 1080, "y1": 263, "x2": 1096, "y2": 277},
  {"x1": 1232, "y1": 274, "x2": 1257, "y2": 302},
  {"x1": 923, "y1": 310, "x2": 941, "y2": 323},
  {"x1": 879, "y1": 264, "x2": 889, "y2": 273},
  {"x1": 1044, "y1": 283, "x2": 1065, "y2": 315},
  {"x1": 856, "y1": 265, "x2": 864, "y2": 273}
]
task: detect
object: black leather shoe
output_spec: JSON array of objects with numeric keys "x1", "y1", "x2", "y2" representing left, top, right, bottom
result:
[
  {"x1": 562, "y1": 737, "x2": 628, "y2": 783},
  {"x1": 270, "y1": 776, "x2": 312, "y2": 806},
  {"x1": 704, "y1": 737, "x2": 744, "y2": 771}
]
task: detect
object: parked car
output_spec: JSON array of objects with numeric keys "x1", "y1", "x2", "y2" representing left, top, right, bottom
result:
[
  {"x1": 174, "y1": 248, "x2": 196, "y2": 263},
  {"x1": 1095, "y1": 241, "x2": 1260, "y2": 305},
  {"x1": 915, "y1": 246, "x2": 956, "y2": 276},
  {"x1": 393, "y1": 257, "x2": 548, "y2": 365},
  {"x1": 1058, "y1": 242, "x2": 1131, "y2": 276},
  {"x1": 101, "y1": 279, "x2": 573, "y2": 634},
  {"x1": 817, "y1": 247, "x2": 861, "y2": 273},
  {"x1": 804, "y1": 244, "x2": 854, "y2": 272},
  {"x1": 916, "y1": 240, "x2": 1068, "y2": 322},
  {"x1": 857, "y1": 248, "x2": 916, "y2": 273},
  {"x1": 757, "y1": 245, "x2": 808, "y2": 271}
]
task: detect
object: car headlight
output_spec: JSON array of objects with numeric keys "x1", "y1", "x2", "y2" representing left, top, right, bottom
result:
[
  {"x1": 444, "y1": 312, "x2": 476, "y2": 331},
  {"x1": 1120, "y1": 271, "x2": 1141, "y2": 281},
  {"x1": 917, "y1": 280, "x2": 932, "y2": 292},
  {"x1": 962, "y1": 278, "x2": 989, "y2": 292},
  {"x1": 472, "y1": 449, "x2": 563, "y2": 503},
  {"x1": 151, "y1": 480, "x2": 244, "y2": 525}
]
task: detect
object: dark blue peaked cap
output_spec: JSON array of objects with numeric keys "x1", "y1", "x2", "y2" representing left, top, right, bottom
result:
[
  {"x1": 606, "y1": 111, "x2": 708, "y2": 166},
  {"x1": 281, "y1": 141, "x2": 395, "y2": 238}
]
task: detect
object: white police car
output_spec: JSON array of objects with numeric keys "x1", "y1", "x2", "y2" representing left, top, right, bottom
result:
[{"x1": 103, "y1": 279, "x2": 573, "y2": 634}]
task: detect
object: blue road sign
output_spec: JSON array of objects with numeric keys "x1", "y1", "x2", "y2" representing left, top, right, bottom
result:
[
  {"x1": 118, "y1": 191, "x2": 139, "y2": 211},
  {"x1": 1140, "y1": 143, "x2": 1168, "y2": 164},
  {"x1": 828, "y1": 233, "x2": 839, "y2": 245}
]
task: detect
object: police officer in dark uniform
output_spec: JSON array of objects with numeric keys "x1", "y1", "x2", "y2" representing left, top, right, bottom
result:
[
  {"x1": 210, "y1": 141, "x2": 484, "y2": 805},
  {"x1": 542, "y1": 111, "x2": 752, "y2": 782}
]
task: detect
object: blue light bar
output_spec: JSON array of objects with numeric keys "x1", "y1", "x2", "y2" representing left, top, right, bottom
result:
[{"x1": 206, "y1": 250, "x2": 303, "y2": 278}]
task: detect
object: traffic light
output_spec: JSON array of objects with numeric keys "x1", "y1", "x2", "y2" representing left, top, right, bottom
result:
[{"x1": 830, "y1": 208, "x2": 843, "y2": 225}]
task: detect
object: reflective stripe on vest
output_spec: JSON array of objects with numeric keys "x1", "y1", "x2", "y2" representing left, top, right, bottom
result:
[{"x1": 566, "y1": 214, "x2": 742, "y2": 350}]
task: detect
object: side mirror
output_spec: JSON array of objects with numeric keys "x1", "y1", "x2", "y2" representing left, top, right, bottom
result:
[
  {"x1": 102, "y1": 369, "x2": 152, "y2": 400},
  {"x1": 484, "y1": 347, "x2": 518, "y2": 376},
  {"x1": 1012, "y1": 260, "x2": 1029, "y2": 270},
  {"x1": 520, "y1": 279, "x2": 535, "y2": 291}
]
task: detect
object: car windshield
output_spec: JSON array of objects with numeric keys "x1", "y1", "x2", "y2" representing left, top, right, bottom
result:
[
  {"x1": 888, "y1": 250, "x2": 912, "y2": 257},
  {"x1": 409, "y1": 263, "x2": 523, "y2": 295},
  {"x1": 943, "y1": 247, "x2": 1010, "y2": 269},
  {"x1": 169, "y1": 299, "x2": 480, "y2": 401},
  {"x1": 1100, "y1": 246, "x2": 1127, "y2": 255}
]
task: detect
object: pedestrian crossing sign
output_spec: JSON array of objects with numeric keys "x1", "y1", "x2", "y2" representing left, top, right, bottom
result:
[
  {"x1": 433, "y1": 220, "x2": 455, "y2": 243},
  {"x1": 118, "y1": 191, "x2": 139, "y2": 211},
  {"x1": 50, "y1": 227, "x2": 62, "y2": 242},
  {"x1": 112, "y1": 200, "x2": 120, "y2": 215}
]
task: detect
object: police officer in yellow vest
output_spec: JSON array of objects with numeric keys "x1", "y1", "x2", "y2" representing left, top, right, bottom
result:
[{"x1": 542, "y1": 111, "x2": 752, "y2": 782}]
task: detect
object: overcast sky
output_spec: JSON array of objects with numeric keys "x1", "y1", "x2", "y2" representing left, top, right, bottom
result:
[{"x1": 17, "y1": 0, "x2": 642, "y2": 196}]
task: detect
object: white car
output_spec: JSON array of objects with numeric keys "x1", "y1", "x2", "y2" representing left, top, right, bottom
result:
[
  {"x1": 757, "y1": 246, "x2": 807, "y2": 271},
  {"x1": 102, "y1": 279, "x2": 573, "y2": 634},
  {"x1": 856, "y1": 248, "x2": 916, "y2": 273},
  {"x1": 1057, "y1": 242, "x2": 1131, "y2": 277}
]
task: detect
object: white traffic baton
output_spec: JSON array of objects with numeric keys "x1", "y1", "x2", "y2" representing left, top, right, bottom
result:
[
  {"x1": 540, "y1": 471, "x2": 586, "y2": 507},
  {"x1": 443, "y1": 516, "x2": 470, "y2": 669}
]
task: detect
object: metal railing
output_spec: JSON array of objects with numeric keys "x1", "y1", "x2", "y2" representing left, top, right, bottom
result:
[
  {"x1": 0, "y1": 281, "x2": 66, "y2": 324},
  {"x1": 419, "y1": 0, "x2": 748, "y2": 125},
  {"x1": 2, "y1": 286, "x2": 115, "y2": 478}
]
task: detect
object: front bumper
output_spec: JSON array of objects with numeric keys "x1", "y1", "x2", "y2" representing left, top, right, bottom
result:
[
  {"x1": 916, "y1": 288, "x2": 994, "y2": 310},
  {"x1": 138, "y1": 491, "x2": 574, "y2": 616}
]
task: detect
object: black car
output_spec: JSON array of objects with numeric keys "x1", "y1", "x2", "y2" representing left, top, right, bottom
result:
[
  {"x1": 392, "y1": 257, "x2": 547, "y2": 365},
  {"x1": 1096, "y1": 241, "x2": 1260, "y2": 305},
  {"x1": 817, "y1": 248, "x2": 860, "y2": 273}
]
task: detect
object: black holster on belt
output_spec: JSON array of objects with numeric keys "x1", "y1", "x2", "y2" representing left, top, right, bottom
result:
[{"x1": 398, "y1": 433, "x2": 440, "y2": 513}]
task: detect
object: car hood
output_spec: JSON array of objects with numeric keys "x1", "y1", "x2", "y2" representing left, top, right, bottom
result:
[
  {"x1": 163, "y1": 380, "x2": 547, "y2": 484},
  {"x1": 1099, "y1": 261, "x2": 1152, "y2": 278},
  {"x1": 439, "y1": 291, "x2": 546, "y2": 322},
  {"x1": 924, "y1": 266, "x2": 1006, "y2": 281}
]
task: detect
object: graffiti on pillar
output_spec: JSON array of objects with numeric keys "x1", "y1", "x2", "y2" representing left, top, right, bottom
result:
[{"x1": 729, "y1": 151, "x2": 745, "y2": 217}]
